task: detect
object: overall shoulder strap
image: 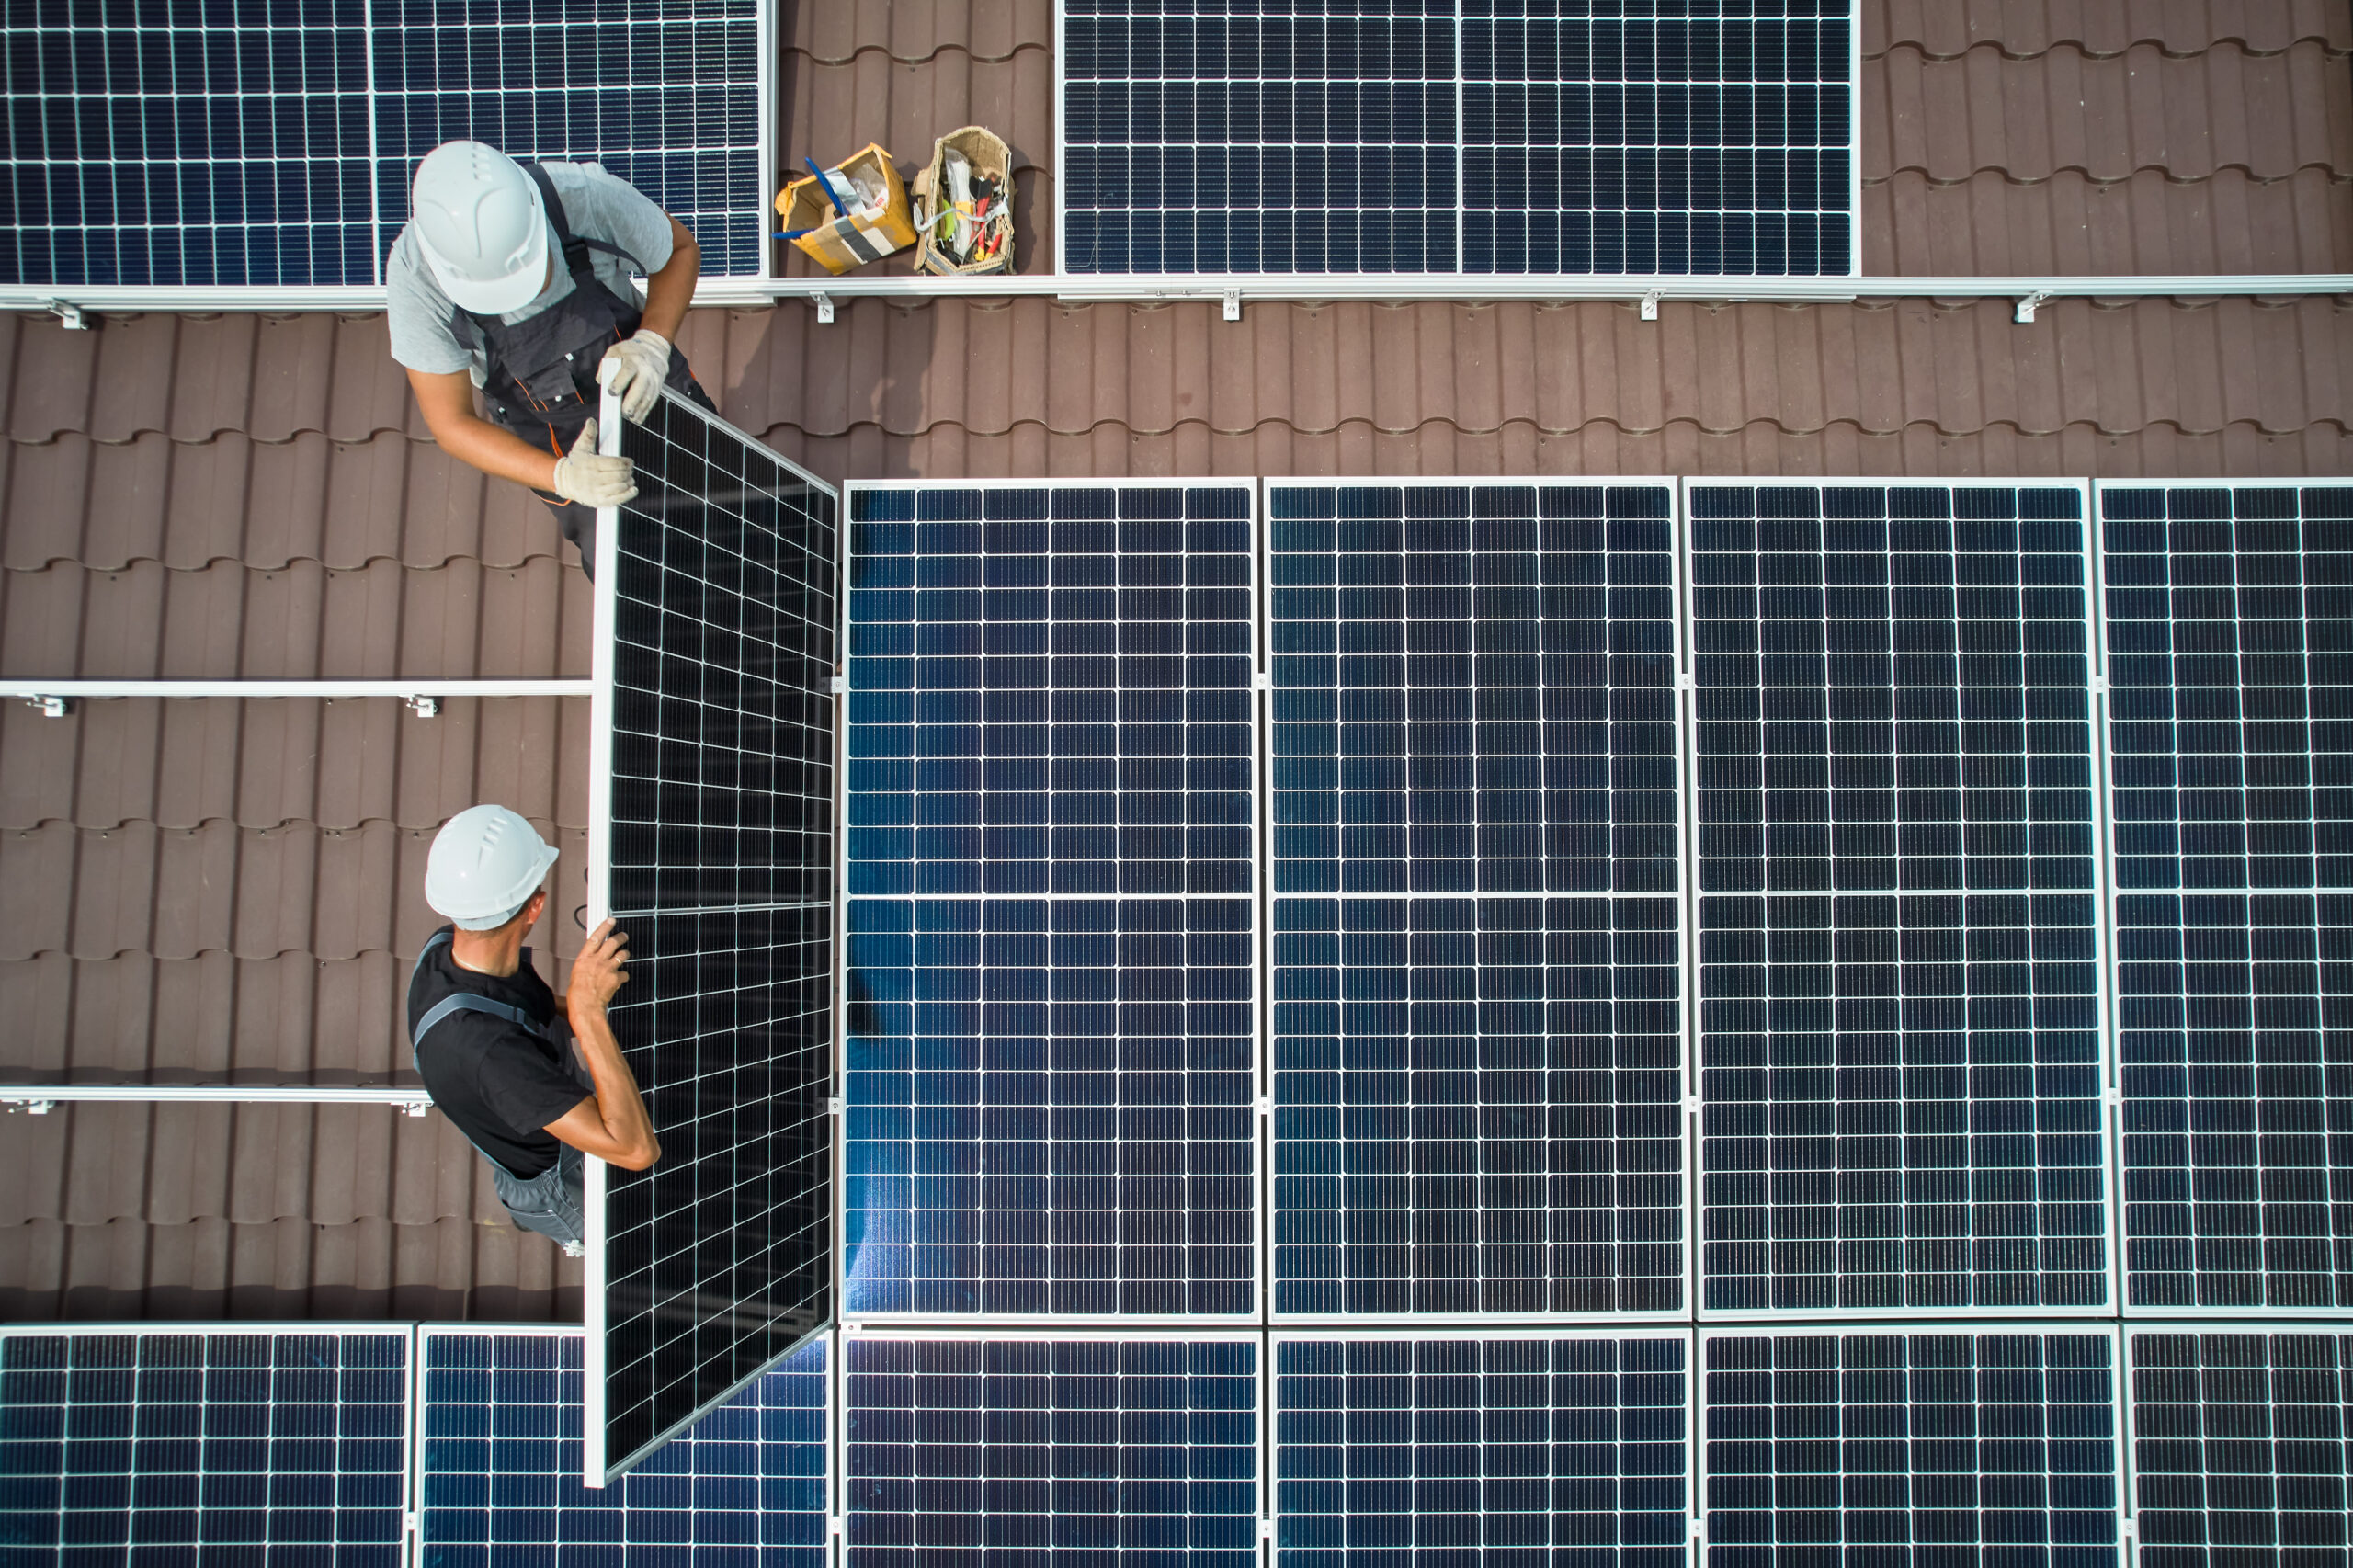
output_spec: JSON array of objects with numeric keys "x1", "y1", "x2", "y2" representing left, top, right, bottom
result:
[{"x1": 524, "y1": 163, "x2": 596, "y2": 284}]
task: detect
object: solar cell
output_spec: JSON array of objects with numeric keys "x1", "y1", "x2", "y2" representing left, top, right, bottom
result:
[
  {"x1": 2127, "y1": 1328, "x2": 2353, "y2": 1568},
  {"x1": 1271, "y1": 1332, "x2": 1691, "y2": 1568},
  {"x1": 1266, "y1": 482, "x2": 1684, "y2": 1317},
  {"x1": 1702, "y1": 1329, "x2": 2122, "y2": 1568},
  {"x1": 588, "y1": 387, "x2": 838, "y2": 1478},
  {"x1": 2100, "y1": 483, "x2": 2353, "y2": 1311},
  {"x1": 843, "y1": 483, "x2": 1256, "y2": 900},
  {"x1": 0, "y1": 1328, "x2": 410, "y2": 1565},
  {"x1": 1689, "y1": 483, "x2": 2108, "y2": 1313},
  {"x1": 417, "y1": 1329, "x2": 827, "y2": 1568},
  {"x1": 842, "y1": 1335, "x2": 1258, "y2": 1568},
  {"x1": 2, "y1": 0, "x2": 764, "y2": 288},
  {"x1": 1059, "y1": 3, "x2": 1857, "y2": 277},
  {"x1": 839, "y1": 480, "x2": 1259, "y2": 1322}
]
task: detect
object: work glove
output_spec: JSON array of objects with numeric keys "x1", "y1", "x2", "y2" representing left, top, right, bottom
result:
[
  {"x1": 549, "y1": 418, "x2": 638, "y2": 507},
  {"x1": 599, "y1": 328, "x2": 672, "y2": 422}
]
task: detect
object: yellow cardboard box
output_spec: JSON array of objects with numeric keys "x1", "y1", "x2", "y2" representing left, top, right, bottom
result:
[{"x1": 775, "y1": 145, "x2": 916, "y2": 275}]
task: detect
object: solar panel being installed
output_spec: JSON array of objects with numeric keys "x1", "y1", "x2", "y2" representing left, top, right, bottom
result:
[
  {"x1": 1272, "y1": 1333, "x2": 1691, "y2": 1567},
  {"x1": 2127, "y1": 1327, "x2": 2353, "y2": 1568},
  {"x1": 841, "y1": 481, "x2": 1259, "y2": 1321},
  {"x1": 0, "y1": 1329, "x2": 410, "y2": 1564},
  {"x1": 588, "y1": 387, "x2": 838, "y2": 1478},
  {"x1": 1058, "y1": 2, "x2": 1857, "y2": 276},
  {"x1": 1701, "y1": 1329, "x2": 2122, "y2": 1568},
  {"x1": 842, "y1": 1335, "x2": 1258, "y2": 1568},
  {"x1": 417, "y1": 1329, "x2": 826, "y2": 1566},
  {"x1": 1266, "y1": 481, "x2": 1684, "y2": 1319},
  {"x1": 2, "y1": 0, "x2": 764, "y2": 287},
  {"x1": 2101, "y1": 483, "x2": 2353, "y2": 1312},
  {"x1": 1689, "y1": 483, "x2": 2108, "y2": 1313}
]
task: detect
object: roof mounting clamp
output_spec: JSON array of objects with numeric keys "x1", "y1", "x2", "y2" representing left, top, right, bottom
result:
[
  {"x1": 48, "y1": 300, "x2": 89, "y2": 330},
  {"x1": 830, "y1": 674, "x2": 848, "y2": 695},
  {"x1": 401, "y1": 1101, "x2": 428, "y2": 1118},
  {"x1": 813, "y1": 291, "x2": 835, "y2": 324},
  {"x1": 1222, "y1": 287, "x2": 1242, "y2": 322},
  {"x1": 3, "y1": 1097, "x2": 56, "y2": 1115},
  {"x1": 1639, "y1": 289, "x2": 1663, "y2": 321},
  {"x1": 2014, "y1": 290, "x2": 2054, "y2": 324},
  {"x1": 405, "y1": 694, "x2": 441, "y2": 718},
  {"x1": 24, "y1": 695, "x2": 70, "y2": 718}
]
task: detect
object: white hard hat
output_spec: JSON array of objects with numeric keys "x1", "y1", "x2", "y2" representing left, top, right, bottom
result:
[
  {"x1": 410, "y1": 142, "x2": 550, "y2": 315},
  {"x1": 425, "y1": 804, "x2": 562, "y2": 930}
]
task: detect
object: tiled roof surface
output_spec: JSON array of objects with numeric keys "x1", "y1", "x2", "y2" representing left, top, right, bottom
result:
[{"x1": 3, "y1": 0, "x2": 2349, "y2": 1324}]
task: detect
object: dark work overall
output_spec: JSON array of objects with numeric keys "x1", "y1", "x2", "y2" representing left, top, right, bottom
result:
[{"x1": 450, "y1": 162, "x2": 717, "y2": 579}]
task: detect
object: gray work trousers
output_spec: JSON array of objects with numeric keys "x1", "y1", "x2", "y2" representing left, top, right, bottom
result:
[{"x1": 490, "y1": 1142, "x2": 585, "y2": 1248}]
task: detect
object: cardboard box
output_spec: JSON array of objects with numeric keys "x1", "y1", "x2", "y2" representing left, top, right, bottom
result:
[{"x1": 775, "y1": 144, "x2": 916, "y2": 275}]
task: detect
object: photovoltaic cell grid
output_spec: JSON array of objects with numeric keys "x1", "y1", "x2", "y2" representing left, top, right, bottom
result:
[
  {"x1": 844, "y1": 484, "x2": 1255, "y2": 900},
  {"x1": 1272, "y1": 1335, "x2": 1689, "y2": 1568},
  {"x1": 1690, "y1": 484, "x2": 2107, "y2": 1312},
  {"x1": 2129, "y1": 1330, "x2": 2353, "y2": 1568},
  {"x1": 842, "y1": 897, "x2": 1256, "y2": 1317},
  {"x1": 1267, "y1": 483, "x2": 1678, "y2": 898},
  {"x1": 1272, "y1": 896, "x2": 1683, "y2": 1317},
  {"x1": 839, "y1": 481, "x2": 1257, "y2": 1321},
  {"x1": 370, "y1": 0, "x2": 764, "y2": 278},
  {"x1": 2102, "y1": 484, "x2": 2353, "y2": 1312},
  {"x1": 1060, "y1": 3, "x2": 1461, "y2": 273},
  {"x1": 0, "y1": 1331, "x2": 409, "y2": 1565},
  {"x1": 418, "y1": 1332, "x2": 826, "y2": 1568},
  {"x1": 597, "y1": 390, "x2": 837, "y2": 1474},
  {"x1": 1059, "y1": 3, "x2": 1856, "y2": 276},
  {"x1": 1703, "y1": 1332, "x2": 2120, "y2": 1568},
  {"x1": 1, "y1": 0, "x2": 762, "y2": 287},
  {"x1": 1461, "y1": 2, "x2": 1855, "y2": 277},
  {"x1": 844, "y1": 1337, "x2": 1257, "y2": 1568}
]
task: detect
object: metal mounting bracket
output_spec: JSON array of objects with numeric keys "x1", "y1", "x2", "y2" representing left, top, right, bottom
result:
[
  {"x1": 405, "y1": 694, "x2": 441, "y2": 717},
  {"x1": 24, "y1": 695, "x2": 70, "y2": 718},
  {"x1": 48, "y1": 301, "x2": 88, "y2": 330},
  {"x1": 401, "y1": 1101, "x2": 428, "y2": 1118},
  {"x1": 813, "y1": 291, "x2": 835, "y2": 324},
  {"x1": 1639, "y1": 289, "x2": 1663, "y2": 321},
  {"x1": 2015, "y1": 290, "x2": 2054, "y2": 324},
  {"x1": 3, "y1": 1098, "x2": 57, "y2": 1114},
  {"x1": 830, "y1": 674, "x2": 848, "y2": 695},
  {"x1": 1222, "y1": 287, "x2": 1242, "y2": 322}
]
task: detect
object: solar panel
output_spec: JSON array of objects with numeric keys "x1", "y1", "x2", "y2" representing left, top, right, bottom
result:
[
  {"x1": 1271, "y1": 1332, "x2": 1691, "y2": 1567},
  {"x1": 2, "y1": 0, "x2": 764, "y2": 288},
  {"x1": 842, "y1": 1334, "x2": 1258, "y2": 1567},
  {"x1": 1702, "y1": 1329, "x2": 2122, "y2": 1568},
  {"x1": 587, "y1": 386, "x2": 838, "y2": 1479},
  {"x1": 0, "y1": 1328, "x2": 410, "y2": 1564},
  {"x1": 1057, "y1": 3, "x2": 1857, "y2": 277},
  {"x1": 2127, "y1": 1327, "x2": 2353, "y2": 1568},
  {"x1": 1267, "y1": 480, "x2": 1686, "y2": 1320},
  {"x1": 1689, "y1": 483, "x2": 2109, "y2": 1314},
  {"x1": 416, "y1": 1329, "x2": 827, "y2": 1566},
  {"x1": 2100, "y1": 483, "x2": 2353, "y2": 1312},
  {"x1": 840, "y1": 482, "x2": 1258, "y2": 1321}
]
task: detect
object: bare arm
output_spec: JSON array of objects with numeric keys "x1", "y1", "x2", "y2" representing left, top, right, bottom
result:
[
  {"x1": 544, "y1": 918, "x2": 661, "y2": 1170},
  {"x1": 636, "y1": 214, "x2": 700, "y2": 343},
  {"x1": 406, "y1": 367, "x2": 566, "y2": 491}
]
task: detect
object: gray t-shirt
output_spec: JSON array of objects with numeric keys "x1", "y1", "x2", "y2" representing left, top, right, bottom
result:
[{"x1": 385, "y1": 160, "x2": 676, "y2": 386}]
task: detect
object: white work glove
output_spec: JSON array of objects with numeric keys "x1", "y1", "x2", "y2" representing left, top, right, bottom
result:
[
  {"x1": 549, "y1": 417, "x2": 638, "y2": 507},
  {"x1": 599, "y1": 328, "x2": 672, "y2": 422}
]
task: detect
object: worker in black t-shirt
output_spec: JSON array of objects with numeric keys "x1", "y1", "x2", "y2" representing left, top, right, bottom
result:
[{"x1": 407, "y1": 804, "x2": 660, "y2": 1256}]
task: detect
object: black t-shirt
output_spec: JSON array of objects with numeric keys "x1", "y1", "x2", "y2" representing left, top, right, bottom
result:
[{"x1": 407, "y1": 926, "x2": 594, "y2": 1179}]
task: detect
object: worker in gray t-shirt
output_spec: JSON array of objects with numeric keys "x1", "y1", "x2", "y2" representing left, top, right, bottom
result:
[{"x1": 386, "y1": 141, "x2": 719, "y2": 578}]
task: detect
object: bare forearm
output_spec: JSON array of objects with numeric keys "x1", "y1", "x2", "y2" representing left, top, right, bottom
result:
[
  {"x1": 436, "y1": 408, "x2": 564, "y2": 491},
  {"x1": 568, "y1": 1000, "x2": 660, "y2": 1162},
  {"x1": 637, "y1": 231, "x2": 699, "y2": 343}
]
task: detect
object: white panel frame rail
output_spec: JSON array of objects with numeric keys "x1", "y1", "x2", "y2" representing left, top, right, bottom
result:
[
  {"x1": 0, "y1": 1085, "x2": 432, "y2": 1115},
  {"x1": 0, "y1": 679, "x2": 593, "y2": 719},
  {"x1": 6, "y1": 274, "x2": 2351, "y2": 319}
]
